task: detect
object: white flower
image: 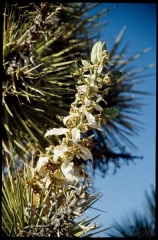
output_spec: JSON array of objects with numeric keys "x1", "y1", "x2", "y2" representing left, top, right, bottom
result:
[
  {"x1": 78, "y1": 144, "x2": 93, "y2": 161},
  {"x1": 95, "y1": 93, "x2": 107, "y2": 104},
  {"x1": 84, "y1": 111, "x2": 103, "y2": 131},
  {"x1": 63, "y1": 113, "x2": 79, "y2": 125},
  {"x1": 41, "y1": 176, "x2": 52, "y2": 189},
  {"x1": 35, "y1": 156, "x2": 49, "y2": 176},
  {"x1": 93, "y1": 94, "x2": 107, "y2": 111},
  {"x1": 84, "y1": 96, "x2": 91, "y2": 106},
  {"x1": 61, "y1": 160, "x2": 78, "y2": 182},
  {"x1": 72, "y1": 128, "x2": 80, "y2": 146},
  {"x1": 45, "y1": 128, "x2": 68, "y2": 137},
  {"x1": 76, "y1": 85, "x2": 88, "y2": 93},
  {"x1": 94, "y1": 103, "x2": 103, "y2": 111},
  {"x1": 53, "y1": 144, "x2": 68, "y2": 162},
  {"x1": 84, "y1": 95, "x2": 103, "y2": 111},
  {"x1": 83, "y1": 74, "x2": 96, "y2": 82},
  {"x1": 89, "y1": 74, "x2": 96, "y2": 87}
]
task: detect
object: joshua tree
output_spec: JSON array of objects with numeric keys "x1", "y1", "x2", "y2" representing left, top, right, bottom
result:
[
  {"x1": 2, "y1": 2, "x2": 154, "y2": 237},
  {"x1": 2, "y1": 2, "x2": 152, "y2": 177},
  {"x1": 2, "y1": 38, "x2": 118, "y2": 237}
]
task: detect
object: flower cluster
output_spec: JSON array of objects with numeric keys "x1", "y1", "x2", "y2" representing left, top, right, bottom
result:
[{"x1": 26, "y1": 41, "x2": 119, "y2": 212}]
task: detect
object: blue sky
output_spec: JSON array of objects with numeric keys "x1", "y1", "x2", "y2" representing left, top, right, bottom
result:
[{"x1": 84, "y1": 3, "x2": 156, "y2": 237}]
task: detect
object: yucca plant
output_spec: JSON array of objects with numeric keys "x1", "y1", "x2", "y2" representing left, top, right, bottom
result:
[
  {"x1": 2, "y1": 40, "x2": 116, "y2": 237},
  {"x1": 2, "y1": 2, "x2": 154, "y2": 235},
  {"x1": 3, "y1": 2, "x2": 154, "y2": 181},
  {"x1": 2, "y1": 2, "x2": 113, "y2": 170}
]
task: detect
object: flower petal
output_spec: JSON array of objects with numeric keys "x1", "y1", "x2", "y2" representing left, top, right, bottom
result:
[
  {"x1": 45, "y1": 128, "x2": 68, "y2": 137},
  {"x1": 84, "y1": 111, "x2": 103, "y2": 131},
  {"x1": 72, "y1": 128, "x2": 80, "y2": 145},
  {"x1": 96, "y1": 94, "x2": 107, "y2": 104},
  {"x1": 41, "y1": 176, "x2": 52, "y2": 189},
  {"x1": 61, "y1": 160, "x2": 78, "y2": 182},
  {"x1": 85, "y1": 111, "x2": 96, "y2": 125},
  {"x1": 89, "y1": 74, "x2": 96, "y2": 81},
  {"x1": 36, "y1": 157, "x2": 49, "y2": 176},
  {"x1": 78, "y1": 144, "x2": 93, "y2": 161},
  {"x1": 94, "y1": 103, "x2": 103, "y2": 111},
  {"x1": 53, "y1": 145, "x2": 68, "y2": 162},
  {"x1": 63, "y1": 113, "x2": 78, "y2": 125},
  {"x1": 76, "y1": 85, "x2": 88, "y2": 93},
  {"x1": 84, "y1": 96, "x2": 91, "y2": 106}
]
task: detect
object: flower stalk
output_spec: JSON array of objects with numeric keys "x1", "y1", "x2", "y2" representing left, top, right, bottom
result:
[
  {"x1": 25, "y1": 41, "x2": 120, "y2": 223},
  {"x1": 2, "y1": 40, "x2": 120, "y2": 237}
]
